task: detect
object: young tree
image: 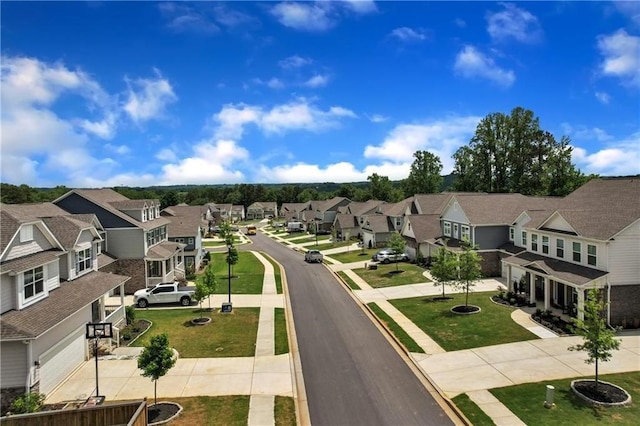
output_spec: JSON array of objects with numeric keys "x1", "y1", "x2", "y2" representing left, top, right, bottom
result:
[
  {"x1": 430, "y1": 247, "x2": 458, "y2": 300},
  {"x1": 193, "y1": 281, "x2": 208, "y2": 319},
  {"x1": 455, "y1": 243, "x2": 483, "y2": 307},
  {"x1": 569, "y1": 289, "x2": 621, "y2": 393},
  {"x1": 227, "y1": 247, "x2": 239, "y2": 278},
  {"x1": 387, "y1": 231, "x2": 406, "y2": 272},
  {"x1": 201, "y1": 263, "x2": 217, "y2": 311},
  {"x1": 138, "y1": 333, "x2": 176, "y2": 407}
]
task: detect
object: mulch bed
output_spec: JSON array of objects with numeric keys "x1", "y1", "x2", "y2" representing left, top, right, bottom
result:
[
  {"x1": 574, "y1": 381, "x2": 629, "y2": 404},
  {"x1": 148, "y1": 402, "x2": 181, "y2": 424}
]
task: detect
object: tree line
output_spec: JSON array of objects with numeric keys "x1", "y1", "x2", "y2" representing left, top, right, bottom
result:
[{"x1": 2, "y1": 107, "x2": 596, "y2": 207}]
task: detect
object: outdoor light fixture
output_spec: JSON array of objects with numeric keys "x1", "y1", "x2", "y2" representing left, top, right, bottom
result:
[{"x1": 85, "y1": 322, "x2": 113, "y2": 398}]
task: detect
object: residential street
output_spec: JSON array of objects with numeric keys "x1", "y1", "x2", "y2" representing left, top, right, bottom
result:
[{"x1": 245, "y1": 233, "x2": 456, "y2": 426}]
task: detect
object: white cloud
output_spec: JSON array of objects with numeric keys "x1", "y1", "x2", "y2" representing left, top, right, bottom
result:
[
  {"x1": 255, "y1": 161, "x2": 366, "y2": 183},
  {"x1": 367, "y1": 113, "x2": 389, "y2": 123},
  {"x1": 389, "y1": 27, "x2": 427, "y2": 43},
  {"x1": 486, "y1": 2, "x2": 543, "y2": 44},
  {"x1": 279, "y1": 55, "x2": 313, "y2": 69},
  {"x1": 267, "y1": 77, "x2": 285, "y2": 89},
  {"x1": 78, "y1": 112, "x2": 118, "y2": 139},
  {"x1": 595, "y1": 91, "x2": 611, "y2": 104},
  {"x1": 105, "y1": 143, "x2": 131, "y2": 155},
  {"x1": 596, "y1": 29, "x2": 640, "y2": 87},
  {"x1": 213, "y1": 98, "x2": 356, "y2": 139},
  {"x1": 561, "y1": 124, "x2": 614, "y2": 142},
  {"x1": 363, "y1": 116, "x2": 482, "y2": 173},
  {"x1": 156, "y1": 148, "x2": 177, "y2": 162},
  {"x1": 303, "y1": 74, "x2": 330, "y2": 87},
  {"x1": 123, "y1": 69, "x2": 178, "y2": 124},
  {"x1": 158, "y1": 2, "x2": 220, "y2": 34},
  {"x1": 454, "y1": 18, "x2": 467, "y2": 28},
  {"x1": 342, "y1": 0, "x2": 378, "y2": 15},
  {"x1": 270, "y1": 2, "x2": 335, "y2": 32},
  {"x1": 454, "y1": 45, "x2": 516, "y2": 87},
  {"x1": 571, "y1": 131, "x2": 640, "y2": 176},
  {"x1": 614, "y1": 1, "x2": 640, "y2": 24}
]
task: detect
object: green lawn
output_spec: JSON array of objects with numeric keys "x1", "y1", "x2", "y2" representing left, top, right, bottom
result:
[
  {"x1": 132, "y1": 308, "x2": 260, "y2": 357},
  {"x1": 354, "y1": 263, "x2": 431, "y2": 288},
  {"x1": 313, "y1": 240, "x2": 352, "y2": 251},
  {"x1": 275, "y1": 308, "x2": 289, "y2": 355},
  {"x1": 200, "y1": 251, "x2": 264, "y2": 294},
  {"x1": 491, "y1": 372, "x2": 640, "y2": 426},
  {"x1": 452, "y1": 394, "x2": 494, "y2": 426},
  {"x1": 390, "y1": 292, "x2": 539, "y2": 351},
  {"x1": 329, "y1": 249, "x2": 376, "y2": 263},
  {"x1": 280, "y1": 232, "x2": 312, "y2": 240},
  {"x1": 275, "y1": 396, "x2": 297, "y2": 426},
  {"x1": 367, "y1": 303, "x2": 424, "y2": 353},
  {"x1": 337, "y1": 271, "x2": 360, "y2": 290},
  {"x1": 167, "y1": 396, "x2": 249, "y2": 426},
  {"x1": 262, "y1": 252, "x2": 283, "y2": 294}
]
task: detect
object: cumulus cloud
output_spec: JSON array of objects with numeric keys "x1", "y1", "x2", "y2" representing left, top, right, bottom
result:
[
  {"x1": 486, "y1": 2, "x2": 543, "y2": 44},
  {"x1": 303, "y1": 74, "x2": 330, "y2": 87},
  {"x1": 270, "y1": 2, "x2": 335, "y2": 32},
  {"x1": 571, "y1": 131, "x2": 640, "y2": 176},
  {"x1": 342, "y1": 0, "x2": 378, "y2": 15},
  {"x1": 213, "y1": 98, "x2": 356, "y2": 139},
  {"x1": 596, "y1": 29, "x2": 640, "y2": 87},
  {"x1": 156, "y1": 148, "x2": 177, "y2": 162},
  {"x1": 367, "y1": 114, "x2": 389, "y2": 123},
  {"x1": 123, "y1": 69, "x2": 178, "y2": 124},
  {"x1": 279, "y1": 55, "x2": 313, "y2": 69},
  {"x1": 363, "y1": 116, "x2": 482, "y2": 173},
  {"x1": 454, "y1": 45, "x2": 516, "y2": 87},
  {"x1": 389, "y1": 27, "x2": 427, "y2": 43}
]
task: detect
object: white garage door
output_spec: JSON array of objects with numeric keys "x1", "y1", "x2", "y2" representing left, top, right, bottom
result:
[{"x1": 39, "y1": 328, "x2": 85, "y2": 395}]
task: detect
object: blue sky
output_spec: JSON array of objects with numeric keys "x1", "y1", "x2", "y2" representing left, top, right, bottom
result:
[{"x1": 1, "y1": 1, "x2": 639, "y2": 188}]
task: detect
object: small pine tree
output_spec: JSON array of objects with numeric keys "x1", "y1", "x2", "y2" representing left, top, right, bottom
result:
[
  {"x1": 138, "y1": 334, "x2": 176, "y2": 406},
  {"x1": 569, "y1": 289, "x2": 621, "y2": 393}
]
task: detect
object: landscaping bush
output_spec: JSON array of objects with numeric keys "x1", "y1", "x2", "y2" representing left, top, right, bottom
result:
[
  {"x1": 10, "y1": 392, "x2": 45, "y2": 414},
  {"x1": 126, "y1": 305, "x2": 136, "y2": 325}
]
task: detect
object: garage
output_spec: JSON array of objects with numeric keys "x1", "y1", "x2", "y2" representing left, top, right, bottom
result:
[{"x1": 38, "y1": 328, "x2": 86, "y2": 395}]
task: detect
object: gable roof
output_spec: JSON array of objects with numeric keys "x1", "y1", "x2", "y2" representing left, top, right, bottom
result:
[
  {"x1": 411, "y1": 194, "x2": 454, "y2": 215},
  {"x1": 378, "y1": 200, "x2": 409, "y2": 216},
  {"x1": 346, "y1": 200, "x2": 384, "y2": 216},
  {"x1": 362, "y1": 215, "x2": 395, "y2": 233},
  {"x1": 451, "y1": 194, "x2": 560, "y2": 225},
  {"x1": 162, "y1": 205, "x2": 205, "y2": 237},
  {"x1": 41, "y1": 216, "x2": 97, "y2": 249},
  {"x1": 404, "y1": 214, "x2": 442, "y2": 242},
  {"x1": 334, "y1": 213, "x2": 358, "y2": 229}
]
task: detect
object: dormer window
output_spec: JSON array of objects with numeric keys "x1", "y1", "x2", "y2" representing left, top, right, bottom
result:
[
  {"x1": 148, "y1": 207, "x2": 155, "y2": 220},
  {"x1": 23, "y1": 266, "x2": 44, "y2": 301},
  {"x1": 443, "y1": 221, "x2": 451, "y2": 237},
  {"x1": 155, "y1": 206, "x2": 160, "y2": 217},
  {"x1": 76, "y1": 247, "x2": 93, "y2": 273},
  {"x1": 20, "y1": 224, "x2": 34, "y2": 242},
  {"x1": 142, "y1": 209, "x2": 148, "y2": 222}
]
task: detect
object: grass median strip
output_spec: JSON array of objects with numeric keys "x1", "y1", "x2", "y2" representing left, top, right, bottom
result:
[
  {"x1": 275, "y1": 396, "x2": 297, "y2": 426},
  {"x1": 274, "y1": 307, "x2": 289, "y2": 355},
  {"x1": 261, "y1": 251, "x2": 283, "y2": 294},
  {"x1": 337, "y1": 271, "x2": 360, "y2": 290},
  {"x1": 390, "y1": 292, "x2": 538, "y2": 351},
  {"x1": 166, "y1": 396, "x2": 249, "y2": 426},
  {"x1": 133, "y1": 308, "x2": 260, "y2": 357},
  {"x1": 367, "y1": 302, "x2": 424, "y2": 353},
  {"x1": 451, "y1": 394, "x2": 495, "y2": 426}
]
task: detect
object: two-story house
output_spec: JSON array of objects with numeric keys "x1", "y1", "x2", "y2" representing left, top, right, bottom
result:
[
  {"x1": 361, "y1": 199, "x2": 411, "y2": 249},
  {"x1": 308, "y1": 197, "x2": 351, "y2": 234},
  {"x1": 161, "y1": 205, "x2": 205, "y2": 273},
  {"x1": 400, "y1": 193, "x2": 455, "y2": 261},
  {"x1": 333, "y1": 200, "x2": 384, "y2": 241},
  {"x1": 0, "y1": 203, "x2": 130, "y2": 408},
  {"x1": 280, "y1": 202, "x2": 312, "y2": 223},
  {"x1": 502, "y1": 177, "x2": 640, "y2": 325},
  {"x1": 246, "y1": 201, "x2": 278, "y2": 220},
  {"x1": 54, "y1": 189, "x2": 185, "y2": 293}
]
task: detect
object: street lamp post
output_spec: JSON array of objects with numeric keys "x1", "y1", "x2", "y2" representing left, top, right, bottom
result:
[{"x1": 227, "y1": 243, "x2": 232, "y2": 304}]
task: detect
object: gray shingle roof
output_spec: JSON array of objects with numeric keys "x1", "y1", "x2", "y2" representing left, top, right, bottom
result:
[
  {"x1": 0, "y1": 210, "x2": 20, "y2": 253},
  {"x1": 1, "y1": 250, "x2": 64, "y2": 275},
  {"x1": 362, "y1": 215, "x2": 395, "y2": 233},
  {"x1": 411, "y1": 194, "x2": 454, "y2": 215},
  {"x1": 503, "y1": 251, "x2": 608, "y2": 286},
  {"x1": 162, "y1": 205, "x2": 204, "y2": 237},
  {"x1": 405, "y1": 214, "x2": 442, "y2": 242},
  {"x1": 41, "y1": 216, "x2": 93, "y2": 250},
  {"x1": 1, "y1": 271, "x2": 130, "y2": 340},
  {"x1": 145, "y1": 241, "x2": 185, "y2": 260}
]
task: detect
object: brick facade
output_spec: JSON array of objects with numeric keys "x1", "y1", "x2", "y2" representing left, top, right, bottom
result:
[
  {"x1": 479, "y1": 251, "x2": 502, "y2": 277},
  {"x1": 609, "y1": 284, "x2": 640, "y2": 328},
  {"x1": 100, "y1": 259, "x2": 146, "y2": 294}
]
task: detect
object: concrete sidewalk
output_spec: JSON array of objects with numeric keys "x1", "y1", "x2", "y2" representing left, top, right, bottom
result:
[{"x1": 47, "y1": 250, "x2": 296, "y2": 426}]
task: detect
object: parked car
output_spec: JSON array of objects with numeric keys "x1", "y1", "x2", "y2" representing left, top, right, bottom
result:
[
  {"x1": 133, "y1": 282, "x2": 196, "y2": 308},
  {"x1": 304, "y1": 249, "x2": 324, "y2": 263},
  {"x1": 372, "y1": 248, "x2": 409, "y2": 264}
]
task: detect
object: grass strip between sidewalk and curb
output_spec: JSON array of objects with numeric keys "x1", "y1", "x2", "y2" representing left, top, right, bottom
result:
[
  {"x1": 261, "y1": 251, "x2": 283, "y2": 294},
  {"x1": 274, "y1": 307, "x2": 289, "y2": 355},
  {"x1": 163, "y1": 396, "x2": 249, "y2": 426},
  {"x1": 337, "y1": 271, "x2": 360, "y2": 290},
  {"x1": 390, "y1": 292, "x2": 539, "y2": 351},
  {"x1": 275, "y1": 396, "x2": 297, "y2": 426},
  {"x1": 367, "y1": 302, "x2": 424, "y2": 353},
  {"x1": 452, "y1": 394, "x2": 495, "y2": 426}
]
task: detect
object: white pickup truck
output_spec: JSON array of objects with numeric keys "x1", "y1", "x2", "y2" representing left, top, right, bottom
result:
[{"x1": 133, "y1": 282, "x2": 196, "y2": 308}]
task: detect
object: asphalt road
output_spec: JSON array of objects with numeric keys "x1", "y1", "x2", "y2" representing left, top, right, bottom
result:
[{"x1": 245, "y1": 233, "x2": 455, "y2": 426}]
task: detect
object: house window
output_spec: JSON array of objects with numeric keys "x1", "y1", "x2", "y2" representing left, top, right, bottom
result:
[
  {"x1": 147, "y1": 261, "x2": 162, "y2": 277},
  {"x1": 76, "y1": 248, "x2": 92, "y2": 273},
  {"x1": 531, "y1": 234, "x2": 538, "y2": 251},
  {"x1": 155, "y1": 206, "x2": 160, "y2": 217},
  {"x1": 588, "y1": 245, "x2": 597, "y2": 266},
  {"x1": 176, "y1": 238, "x2": 185, "y2": 243},
  {"x1": 165, "y1": 259, "x2": 171, "y2": 273},
  {"x1": 23, "y1": 266, "x2": 44, "y2": 300},
  {"x1": 521, "y1": 231, "x2": 527, "y2": 247},
  {"x1": 557, "y1": 239, "x2": 564, "y2": 258},
  {"x1": 443, "y1": 222, "x2": 451, "y2": 236},
  {"x1": 542, "y1": 236, "x2": 549, "y2": 255},
  {"x1": 188, "y1": 237, "x2": 194, "y2": 245},
  {"x1": 20, "y1": 225, "x2": 34, "y2": 242},
  {"x1": 573, "y1": 242, "x2": 581, "y2": 262},
  {"x1": 142, "y1": 209, "x2": 147, "y2": 222},
  {"x1": 396, "y1": 217, "x2": 401, "y2": 226},
  {"x1": 509, "y1": 227, "x2": 515, "y2": 241},
  {"x1": 453, "y1": 223, "x2": 459, "y2": 238},
  {"x1": 461, "y1": 225, "x2": 470, "y2": 242}
]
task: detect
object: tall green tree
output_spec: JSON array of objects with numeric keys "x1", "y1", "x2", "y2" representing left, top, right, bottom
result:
[
  {"x1": 402, "y1": 151, "x2": 443, "y2": 196},
  {"x1": 160, "y1": 190, "x2": 178, "y2": 209},
  {"x1": 569, "y1": 289, "x2": 621, "y2": 393},
  {"x1": 430, "y1": 247, "x2": 458, "y2": 299},
  {"x1": 387, "y1": 231, "x2": 406, "y2": 272},
  {"x1": 138, "y1": 333, "x2": 176, "y2": 407},
  {"x1": 368, "y1": 173, "x2": 403, "y2": 202}
]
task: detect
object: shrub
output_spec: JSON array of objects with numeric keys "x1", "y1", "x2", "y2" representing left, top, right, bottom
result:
[
  {"x1": 125, "y1": 305, "x2": 136, "y2": 325},
  {"x1": 121, "y1": 329, "x2": 132, "y2": 341},
  {"x1": 10, "y1": 392, "x2": 45, "y2": 414},
  {"x1": 535, "y1": 308, "x2": 543, "y2": 317}
]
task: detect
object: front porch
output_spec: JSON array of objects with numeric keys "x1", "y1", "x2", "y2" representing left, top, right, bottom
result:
[{"x1": 145, "y1": 241, "x2": 186, "y2": 286}]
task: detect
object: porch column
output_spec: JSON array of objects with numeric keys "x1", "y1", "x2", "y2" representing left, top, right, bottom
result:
[
  {"x1": 529, "y1": 273, "x2": 535, "y2": 304},
  {"x1": 506, "y1": 264, "x2": 512, "y2": 292},
  {"x1": 544, "y1": 277, "x2": 550, "y2": 311},
  {"x1": 577, "y1": 289, "x2": 585, "y2": 321},
  {"x1": 120, "y1": 283, "x2": 125, "y2": 306}
]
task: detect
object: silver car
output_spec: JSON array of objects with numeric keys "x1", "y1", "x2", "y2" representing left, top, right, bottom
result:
[{"x1": 372, "y1": 248, "x2": 408, "y2": 264}]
